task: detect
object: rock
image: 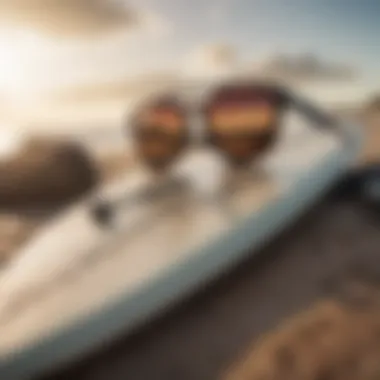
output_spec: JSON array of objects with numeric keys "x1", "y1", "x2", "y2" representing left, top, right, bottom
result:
[{"x1": 0, "y1": 138, "x2": 99, "y2": 209}]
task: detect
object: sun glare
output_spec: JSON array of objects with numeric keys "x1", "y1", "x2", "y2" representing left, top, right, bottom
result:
[
  {"x1": 0, "y1": 128, "x2": 25, "y2": 158},
  {"x1": 0, "y1": 28, "x2": 51, "y2": 103}
]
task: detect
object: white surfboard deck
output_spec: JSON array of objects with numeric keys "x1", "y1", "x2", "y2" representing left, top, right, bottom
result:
[{"x1": 0, "y1": 115, "x2": 361, "y2": 379}]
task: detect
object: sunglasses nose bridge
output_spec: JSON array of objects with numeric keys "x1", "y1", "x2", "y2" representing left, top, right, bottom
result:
[{"x1": 188, "y1": 107, "x2": 206, "y2": 145}]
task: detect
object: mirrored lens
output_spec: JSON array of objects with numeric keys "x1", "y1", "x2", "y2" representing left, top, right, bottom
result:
[
  {"x1": 209, "y1": 101, "x2": 275, "y2": 135},
  {"x1": 204, "y1": 84, "x2": 283, "y2": 165},
  {"x1": 139, "y1": 107, "x2": 184, "y2": 135},
  {"x1": 132, "y1": 97, "x2": 188, "y2": 171}
]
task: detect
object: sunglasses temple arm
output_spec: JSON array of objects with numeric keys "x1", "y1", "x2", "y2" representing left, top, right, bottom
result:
[
  {"x1": 287, "y1": 92, "x2": 338, "y2": 129},
  {"x1": 288, "y1": 92, "x2": 362, "y2": 152}
]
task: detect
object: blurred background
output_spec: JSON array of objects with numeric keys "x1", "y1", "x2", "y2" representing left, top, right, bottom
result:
[{"x1": 1, "y1": 1, "x2": 380, "y2": 379}]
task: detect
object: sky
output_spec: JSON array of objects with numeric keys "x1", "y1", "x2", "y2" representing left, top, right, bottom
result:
[{"x1": 0, "y1": 0, "x2": 379, "y2": 127}]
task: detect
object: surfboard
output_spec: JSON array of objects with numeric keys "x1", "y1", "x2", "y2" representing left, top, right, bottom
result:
[{"x1": 0, "y1": 112, "x2": 362, "y2": 379}]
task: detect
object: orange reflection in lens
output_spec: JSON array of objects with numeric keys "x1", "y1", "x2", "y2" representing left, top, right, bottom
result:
[
  {"x1": 219, "y1": 139, "x2": 254, "y2": 157},
  {"x1": 140, "y1": 107, "x2": 183, "y2": 134},
  {"x1": 210, "y1": 102, "x2": 274, "y2": 134}
]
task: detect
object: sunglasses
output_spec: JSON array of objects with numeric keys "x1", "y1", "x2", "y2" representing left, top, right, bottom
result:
[
  {"x1": 92, "y1": 82, "x2": 341, "y2": 225},
  {"x1": 129, "y1": 81, "x2": 338, "y2": 172},
  {"x1": 130, "y1": 95, "x2": 190, "y2": 172}
]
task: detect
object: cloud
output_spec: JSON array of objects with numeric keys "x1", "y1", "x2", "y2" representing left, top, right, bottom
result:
[
  {"x1": 207, "y1": 0, "x2": 233, "y2": 24},
  {"x1": 182, "y1": 43, "x2": 239, "y2": 78},
  {"x1": 199, "y1": 44, "x2": 238, "y2": 67},
  {"x1": 182, "y1": 45, "x2": 358, "y2": 85},
  {"x1": 0, "y1": 0, "x2": 155, "y2": 39},
  {"x1": 50, "y1": 71, "x2": 182, "y2": 104},
  {"x1": 256, "y1": 53, "x2": 358, "y2": 82},
  {"x1": 0, "y1": 1, "x2": 171, "y2": 101}
]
